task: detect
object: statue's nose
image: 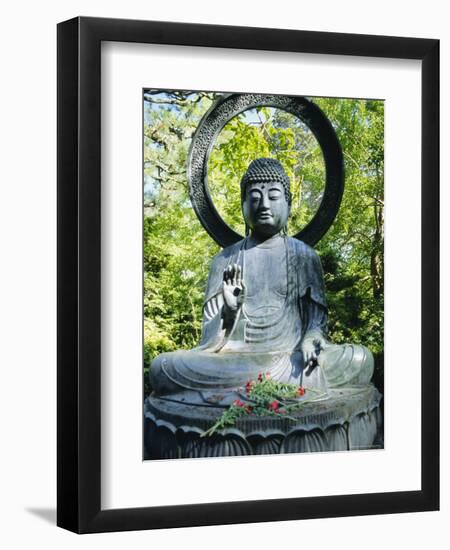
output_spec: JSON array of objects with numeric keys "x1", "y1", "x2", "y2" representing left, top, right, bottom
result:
[{"x1": 260, "y1": 194, "x2": 270, "y2": 209}]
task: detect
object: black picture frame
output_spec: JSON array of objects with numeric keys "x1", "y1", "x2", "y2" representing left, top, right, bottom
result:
[{"x1": 57, "y1": 16, "x2": 439, "y2": 534}]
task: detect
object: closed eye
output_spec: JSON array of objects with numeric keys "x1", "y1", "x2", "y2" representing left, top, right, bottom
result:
[
  {"x1": 249, "y1": 191, "x2": 262, "y2": 201},
  {"x1": 269, "y1": 190, "x2": 282, "y2": 200}
]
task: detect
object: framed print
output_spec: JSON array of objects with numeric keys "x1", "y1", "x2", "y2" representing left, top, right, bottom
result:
[{"x1": 57, "y1": 16, "x2": 439, "y2": 533}]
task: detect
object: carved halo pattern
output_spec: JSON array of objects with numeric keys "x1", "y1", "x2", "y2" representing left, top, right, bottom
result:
[{"x1": 187, "y1": 93, "x2": 344, "y2": 247}]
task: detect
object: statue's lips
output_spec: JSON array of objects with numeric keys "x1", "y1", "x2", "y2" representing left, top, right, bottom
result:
[{"x1": 256, "y1": 212, "x2": 273, "y2": 220}]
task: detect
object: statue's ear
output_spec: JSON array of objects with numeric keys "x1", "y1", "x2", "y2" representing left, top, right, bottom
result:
[
  {"x1": 241, "y1": 197, "x2": 249, "y2": 222},
  {"x1": 287, "y1": 200, "x2": 292, "y2": 219}
]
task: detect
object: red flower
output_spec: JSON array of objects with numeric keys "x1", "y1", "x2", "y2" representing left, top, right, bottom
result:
[
  {"x1": 233, "y1": 399, "x2": 246, "y2": 408},
  {"x1": 257, "y1": 372, "x2": 264, "y2": 382},
  {"x1": 297, "y1": 387, "x2": 306, "y2": 397},
  {"x1": 245, "y1": 380, "x2": 255, "y2": 394},
  {"x1": 268, "y1": 400, "x2": 280, "y2": 412}
]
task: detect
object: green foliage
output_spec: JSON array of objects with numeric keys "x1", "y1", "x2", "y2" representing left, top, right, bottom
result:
[
  {"x1": 313, "y1": 98, "x2": 384, "y2": 365},
  {"x1": 207, "y1": 107, "x2": 322, "y2": 234},
  {"x1": 143, "y1": 90, "x2": 384, "y2": 391},
  {"x1": 202, "y1": 373, "x2": 325, "y2": 437},
  {"x1": 143, "y1": 91, "x2": 220, "y2": 373}
]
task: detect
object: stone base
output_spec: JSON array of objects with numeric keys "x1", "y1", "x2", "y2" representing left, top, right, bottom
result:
[{"x1": 144, "y1": 385, "x2": 383, "y2": 459}]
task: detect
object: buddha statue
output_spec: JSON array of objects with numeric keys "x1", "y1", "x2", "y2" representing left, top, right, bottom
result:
[{"x1": 149, "y1": 158, "x2": 374, "y2": 407}]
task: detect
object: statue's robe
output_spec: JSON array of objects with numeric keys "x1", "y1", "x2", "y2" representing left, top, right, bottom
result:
[{"x1": 150, "y1": 236, "x2": 374, "y2": 406}]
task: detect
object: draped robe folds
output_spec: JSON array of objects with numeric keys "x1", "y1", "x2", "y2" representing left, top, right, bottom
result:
[{"x1": 149, "y1": 235, "x2": 374, "y2": 406}]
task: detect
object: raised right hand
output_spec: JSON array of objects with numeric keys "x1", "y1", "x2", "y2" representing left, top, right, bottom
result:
[{"x1": 222, "y1": 264, "x2": 245, "y2": 312}]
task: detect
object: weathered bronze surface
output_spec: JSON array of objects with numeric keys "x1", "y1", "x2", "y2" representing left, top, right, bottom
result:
[
  {"x1": 145, "y1": 387, "x2": 382, "y2": 458},
  {"x1": 187, "y1": 93, "x2": 344, "y2": 247},
  {"x1": 146, "y1": 97, "x2": 381, "y2": 458},
  {"x1": 150, "y1": 158, "x2": 373, "y2": 405}
]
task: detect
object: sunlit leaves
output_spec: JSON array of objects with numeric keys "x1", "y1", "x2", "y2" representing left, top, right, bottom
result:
[{"x1": 143, "y1": 91, "x2": 384, "y2": 389}]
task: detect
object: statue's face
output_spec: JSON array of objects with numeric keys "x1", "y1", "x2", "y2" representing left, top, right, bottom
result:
[{"x1": 242, "y1": 181, "x2": 290, "y2": 238}]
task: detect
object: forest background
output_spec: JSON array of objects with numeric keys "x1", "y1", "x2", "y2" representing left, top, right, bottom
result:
[{"x1": 143, "y1": 91, "x2": 384, "y2": 394}]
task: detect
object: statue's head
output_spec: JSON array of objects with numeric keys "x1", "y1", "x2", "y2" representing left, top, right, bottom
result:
[{"x1": 241, "y1": 158, "x2": 291, "y2": 238}]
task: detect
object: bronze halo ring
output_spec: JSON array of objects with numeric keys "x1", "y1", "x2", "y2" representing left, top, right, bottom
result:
[{"x1": 187, "y1": 93, "x2": 344, "y2": 247}]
